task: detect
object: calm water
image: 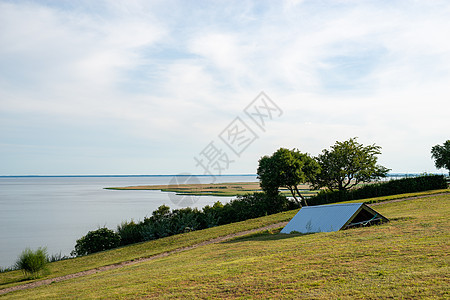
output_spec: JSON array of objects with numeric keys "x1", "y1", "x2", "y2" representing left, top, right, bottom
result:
[{"x1": 0, "y1": 175, "x2": 257, "y2": 269}]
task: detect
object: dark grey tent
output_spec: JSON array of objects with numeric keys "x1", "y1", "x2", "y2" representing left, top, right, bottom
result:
[{"x1": 280, "y1": 203, "x2": 388, "y2": 234}]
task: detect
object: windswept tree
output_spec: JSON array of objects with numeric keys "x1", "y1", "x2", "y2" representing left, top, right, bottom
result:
[
  {"x1": 431, "y1": 140, "x2": 450, "y2": 175},
  {"x1": 257, "y1": 148, "x2": 320, "y2": 207},
  {"x1": 313, "y1": 138, "x2": 390, "y2": 192}
]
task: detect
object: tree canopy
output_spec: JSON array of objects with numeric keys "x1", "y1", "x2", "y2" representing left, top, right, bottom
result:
[
  {"x1": 312, "y1": 138, "x2": 390, "y2": 191},
  {"x1": 257, "y1": 148, "x2": 320, "y2": 207},
  {"x1": 431, "y1": 140, "x2": 450, "y2": 175}
]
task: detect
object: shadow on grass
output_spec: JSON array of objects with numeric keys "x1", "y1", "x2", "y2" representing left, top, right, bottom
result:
[
  {"x1": 223, "y1": 229, "x2": 314, "y2": 244},
  {"x1": 0, "y1": 276, "x2": 35, "y2": 288},
  {"x1": 224, "y1": 219, "x2": 400, "y2": 244},
  {"x1": 389, "y1": 216, "x2": 415, "y2": 222}
]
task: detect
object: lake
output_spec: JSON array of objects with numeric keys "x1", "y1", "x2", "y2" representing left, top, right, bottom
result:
[{"x1": 0, "y1": 175, "x2": 257, "y2": 269}]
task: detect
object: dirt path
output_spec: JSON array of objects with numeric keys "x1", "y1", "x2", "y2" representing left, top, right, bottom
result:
[{"x1": 1, "y1": 192, "x2": 448, "y2": 296}]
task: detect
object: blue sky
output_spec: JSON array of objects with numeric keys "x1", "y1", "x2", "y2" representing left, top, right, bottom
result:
[{"x1": 1, "y1": 0, "x2": 449, "y2": 175}]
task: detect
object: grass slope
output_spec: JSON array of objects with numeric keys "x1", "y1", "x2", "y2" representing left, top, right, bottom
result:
[
  {"x1": 2, "y1": 193, "x2": 449, "y2": 299},
  {"x1": 0, "y1": 211, "x2": 297, "y2": 290}
]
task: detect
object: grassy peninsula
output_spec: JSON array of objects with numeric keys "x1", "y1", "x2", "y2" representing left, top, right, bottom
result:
[{"x1": 105, "y1": 181, "x2": 318, "y2": 197}]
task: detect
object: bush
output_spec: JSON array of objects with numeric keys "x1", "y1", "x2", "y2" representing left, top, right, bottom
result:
[
  {"x1": 71, "y1": 228, "x2": 121, "y2": 257},
  {"x1": 48, "y1": 252, "x2": 70, "y2": 263},
  {"x1": 309, "y1": 174, "x2": 448, "y2": 205},
  {"x1": 170, "y1": 207, "x2": 201, "y2": 233},
  {"x1": 201, "y1": 201, "x2": 223, "y2": 228},
  {"x1": 217, "y1": 193, "x2": 296, "y2": 225},
  {"x1": 15, "y1": 247, "x2": 48, "y2": 278},
  {"x1": 141, "y1": 205, "x2": 174, "y2": 241},
  {"x1": 141, "y1": 218, "x2": 173, "y2": 241},
  {"x1": 117, "y1": 220, "x2": 144, "y2": 246}
]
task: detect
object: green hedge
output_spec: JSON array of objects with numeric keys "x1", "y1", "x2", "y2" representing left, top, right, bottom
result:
[
  {"x1": 135, "y1": 193, "x2": 295, "y2": 243},
  {"x1": 309, "y1": 174, "x2": 448, "y2": 206},
  {"x1": 73, "y1": 193, "x2": 296, "y2": 255}
]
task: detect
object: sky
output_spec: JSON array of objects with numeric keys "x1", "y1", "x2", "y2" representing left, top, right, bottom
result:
[{"x1": 0, "y1": 0, "x2": 449, "y2": 176}]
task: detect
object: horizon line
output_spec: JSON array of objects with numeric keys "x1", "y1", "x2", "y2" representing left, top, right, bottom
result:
[
  {"x1": 0, "y1": 172, "x2": 445, "y2": 178},
  {"x1": 0, "y1": 174, "x2": 259, "y2": 178}
]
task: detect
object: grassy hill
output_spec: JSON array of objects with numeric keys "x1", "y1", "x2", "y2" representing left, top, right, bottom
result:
[{"x1": 1, "y1": 192, "x2": 449, "y2": 299}]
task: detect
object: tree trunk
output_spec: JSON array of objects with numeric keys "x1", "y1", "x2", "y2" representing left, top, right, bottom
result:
[
  {"x1": 294, "y1": 185, "x2": 308, "y2": 206},
  {"x1": 287, "y1": 186, "x2": 302, "y2": 208}
]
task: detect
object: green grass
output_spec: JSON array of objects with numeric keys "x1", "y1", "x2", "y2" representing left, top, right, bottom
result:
[
  {"x1": 341, "y1": 188, "x2": 449, "y2": 204},
  {"x1": 2, "y1": 192, "x2": 449, "y2": 299}
]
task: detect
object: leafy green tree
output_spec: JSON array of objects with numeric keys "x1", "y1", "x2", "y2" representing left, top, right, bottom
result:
[
  {"x1": 71, "y1": 228, "x2": 120, "y2": 256},
  {"x1": 15, "y1": 247, "x2": 49, "y2": 279},
  {"x1": 257, "y1": 148, "x2": 320, "y2": 207},
  {"x1": 313, "y1": 138, "x2": 390, "y2": 191},
  {"x1": 431, "y1": 140, "x2": 450, "y2": 175}
]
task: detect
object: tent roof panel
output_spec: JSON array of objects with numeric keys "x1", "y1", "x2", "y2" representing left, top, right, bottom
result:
[{"x1": 281, "y1": 203, "x2": 375, "y2": 234}]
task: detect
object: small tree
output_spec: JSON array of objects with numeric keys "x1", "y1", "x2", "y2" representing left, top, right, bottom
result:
[
  {"x1": 313, "y1": 138, "x2": 390, "y2": 191},
  {"x1": 431, "y1": 140, "x2": 450, "y2": 175},
  {"x1": 71, "y1": 228, "x2": 120, "y2": 257},
  {"x1": 257, "y1": 148, "x2": 320, "y2": 207},
  {"x1": 15, "y1": 247, "x2": 48, "y2": 279}
]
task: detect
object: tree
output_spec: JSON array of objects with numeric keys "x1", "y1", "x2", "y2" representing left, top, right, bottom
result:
[
  {"x1": 257, "y1": 148, "x2": 320, "y2": 207},
  {"x1": 71, "y1": 228, "x2": 121, "y2": 257},
  {"x1": 431, "y1": 140, "x2": 450, "y2": 175},
  {"x1": 313, "y1": 138, "x2": 390, "y2": 191}
]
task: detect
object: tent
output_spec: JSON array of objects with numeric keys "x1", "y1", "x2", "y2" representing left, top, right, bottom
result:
[{"x1": 280, "y1": 203, "x2": 388, "y2": 234}]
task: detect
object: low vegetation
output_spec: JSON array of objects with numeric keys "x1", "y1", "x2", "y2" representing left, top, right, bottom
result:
[
  {"x1": 71, "y1": 228, "x2": 121, "y2": 257},
  {"x1": 2, "y1": 193, "x2": 449, "y2": 298},
  {"x1": 14, "y1": 248, "x2": 48, "y2": 279},
  {"x1": 70, "y1": 193, "x2": 296, "y2": 255}
]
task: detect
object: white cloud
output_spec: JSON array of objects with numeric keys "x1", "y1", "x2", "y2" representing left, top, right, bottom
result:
[{"x1": 1, "y1": 0, "x2": 449, "y2": 175}]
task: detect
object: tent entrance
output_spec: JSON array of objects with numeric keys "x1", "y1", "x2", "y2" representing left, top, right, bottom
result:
[{"x1": 344, "y1": 206, "x2": 387, "y2": 229}]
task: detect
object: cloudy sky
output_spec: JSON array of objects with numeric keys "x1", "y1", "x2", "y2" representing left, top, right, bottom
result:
[{"x1": 0, "y1": 0, "x2": 449, "y2": 176}]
